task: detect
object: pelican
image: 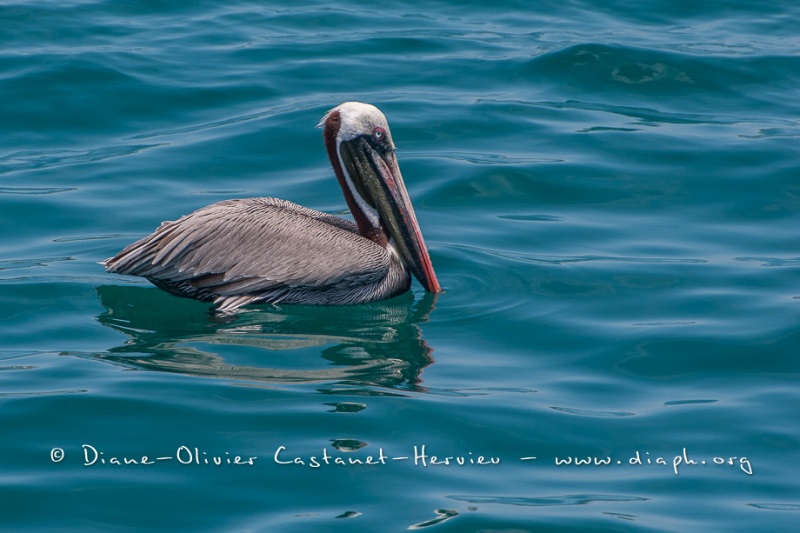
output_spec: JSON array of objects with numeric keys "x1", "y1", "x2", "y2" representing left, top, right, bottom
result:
[{"x1": 104, "y1": 102, "x2": 441, "y2": 311}]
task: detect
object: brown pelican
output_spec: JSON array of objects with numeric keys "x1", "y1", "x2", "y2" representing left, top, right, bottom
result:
[{"x1": 104, "y1": 102, "x2": 441, "y2": 311}]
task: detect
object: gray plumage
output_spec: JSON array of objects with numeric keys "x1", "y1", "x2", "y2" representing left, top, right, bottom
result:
[{"x1": 104, "y1": 198, "x2": 410, "y2": 311}]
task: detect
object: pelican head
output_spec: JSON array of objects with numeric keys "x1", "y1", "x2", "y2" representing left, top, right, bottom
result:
[{"x1": 319, "y1": 102, "x2": 441, "y2": 294}]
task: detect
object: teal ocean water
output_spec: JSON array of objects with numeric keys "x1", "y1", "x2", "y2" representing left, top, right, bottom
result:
[{"x1": 2, "y1": 1, "x2": 799, "y2": 530}]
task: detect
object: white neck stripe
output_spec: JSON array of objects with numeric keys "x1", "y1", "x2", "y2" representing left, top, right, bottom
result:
[{"x1": 337, "y1": 139, "x2": 380, "y2": 228}]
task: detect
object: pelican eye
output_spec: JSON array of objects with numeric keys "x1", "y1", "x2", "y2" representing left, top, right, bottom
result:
[{"x1": 372, "y1": 126, "x2": 387, "y2": 142}]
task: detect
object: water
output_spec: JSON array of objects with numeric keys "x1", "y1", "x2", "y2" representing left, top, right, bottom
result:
[{"x1": 2, "y1": 1, "x2": 799, "y2": 531}]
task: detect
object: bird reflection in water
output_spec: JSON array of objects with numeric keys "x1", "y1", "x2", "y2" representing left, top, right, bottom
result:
[{"x1": 93, "y1": 285, "x2": 437, "y2": 391}]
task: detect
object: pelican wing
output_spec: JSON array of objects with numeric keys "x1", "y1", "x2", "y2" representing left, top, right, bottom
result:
[{"x1": 104, "y1": 198, "x2": 390, "y2": 308}]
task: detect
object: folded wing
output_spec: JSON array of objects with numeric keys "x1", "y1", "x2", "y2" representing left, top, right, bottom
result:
[{"x1": 104, "y1": 198, "x2": 390, "y2": 309}]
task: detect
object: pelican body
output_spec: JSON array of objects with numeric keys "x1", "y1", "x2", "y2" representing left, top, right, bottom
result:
[{"x1": 104, "y1": 102, "x2": 441, "y2": 311}]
